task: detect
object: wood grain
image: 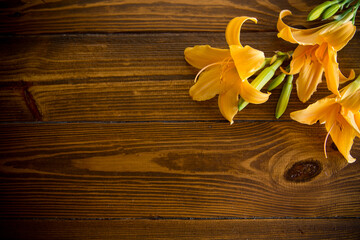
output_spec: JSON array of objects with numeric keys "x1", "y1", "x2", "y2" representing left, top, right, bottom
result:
[
  {"x1": 0, "y1": 32, "x2": 359, "y2": 122},
  {"x1": 0, "y1": 33, "x2": 293, "y2": 83},
  {"x1": 0, "y1": 0, "x2": 344, "y2": 34},
  {"x1": 1, "y1": 33, "x2": 357, "y2": 84},
  {"x1": 0, "y1": 122, "x2": 359, "y2": 218},
  {"x1": 0, "y1": 88, "x2": 34, "y2": 121},
  {"x1": 1, "y1": 0, "x2": 360, "y2": 237},
  {"x1": 24, "y1": 80, "x2": 332, "y2": 121},
  {"x1": 1, "y1": 219, "x2": 360, "y2": 240}
]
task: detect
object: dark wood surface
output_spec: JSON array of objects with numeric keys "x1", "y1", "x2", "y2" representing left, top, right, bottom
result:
[
  {"x1": 0, "y1": 122, "x2": 359, "y2": 218},
  {"x1": 0, "y1": 33, "x2": 359, "y2": 122},
  {"x1": 0, "y1": 0, "x2": 360, "y2": 239},
  {"x1": 1, "y1": 219, "x2": 360, "y2": 240},
  {"x1": 0, "y1": 0, "x2": 343, "y2": 34}
]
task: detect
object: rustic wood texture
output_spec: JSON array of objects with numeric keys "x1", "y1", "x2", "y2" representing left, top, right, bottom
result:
[
  {"x1": 1, "y1": 219, "x2": 360, "y2": 240},
  {"x1": 1, "y1": 0, "x2": 360, "y2": 239},
  {"x1": 0, "y1": 88, "x2": 34, "y2": 121},
  {"x1": 1, "y1": 0, "x2": 356, "y2": 34},
  {"x1": 0, "y1": 123, "x2": 359, "y2": 218},
  {"x1": 0, "y1": 33, "x2": 359, "y2": 121}
]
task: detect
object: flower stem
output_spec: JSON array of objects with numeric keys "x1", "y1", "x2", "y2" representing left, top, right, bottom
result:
[
  {"x1": 351, "y1": 0, "x2": 360, "y2": 24},
  {"x1": 334, "y1": 0, "x2": 360, "y2": 23}
]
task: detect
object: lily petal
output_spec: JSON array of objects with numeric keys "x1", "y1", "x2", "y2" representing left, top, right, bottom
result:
[
  {"x1": 184, "y1": 45, "x2": 231, "y2": 69},
  {"x1": 319, "y1": 45, "x2": 355, "y2": 85},
  {"x1": 339, "y1": 69, "x2": 355, "y2": 84},
  {"x1": 239, "y1": 79, "x2": 271, "y2": 104},
  {"x1": 277, "y1": 10, "x2": 355, "y2": 49},
  {"x1": 229, "y1": 45, "x2": 265, "y2": 80},
  {"x1": 189, "y1": 65, "x2": 222, "y2": 101},
  {"x1": 296, "y1": 57, "x2": 324, "y2": 103},
  {"x1": 314, "y1": 42, "x2": 328, "y2": 61},
  {"x1": 226, "y1": 17, "x2": 257, "y2": 46},
  {"x1": 323, "y1": 46, "x2": 341, "y2": 97},
  {"x1": 327, "y1": 113, "x2": 357, "y2": 163},
  {"x1": 322, "y1": 21, "x2": 356, "y2": 51},
  {"x1": 220, "y1": 66, "x2": 242, "y2": 94},
  {"x1": 355, "y1": 111, "x2": 360, "y2": 137},
  {"x1": 277, "y1": 10, "x2": 325, "y2": 45},
  {"x1": 339, "y1": 77, "x2": 360, "y2": 112},
  {"x1": 342, "y1": 108, "x2": 360, "y2": 137},
  {"x1": 287, "y1": 45, "x2": 308, "y2": 75},
  {"x1": 218, "y1": 83, "x2": 240, "y2": 124},
  {"x1": 290, "y1": 97, "x2": 337, "y2": 125}
]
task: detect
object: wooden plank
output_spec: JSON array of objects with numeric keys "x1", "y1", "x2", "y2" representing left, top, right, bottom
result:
[
  {"x1": 0, "y1": 0, "x2": 342, "y2": 34},
  {"x1": 0, "y1": 33, "x2": 359, "y2": 121},
  {"x1": 25, "y1": 79, "x2": 329, "y2": 121},
  {"x1": 0, "y1": 122, "x2": 359, "y2": 218},
  {"x1": 0, "y1": 88, "x2": 34, "y2": 121},
  {"x1": 1, "y1": 33, "x2": 357, "y2": 83},
  {"x1": 0, "y1": 32, "x2": 294, "y2": 83},
  {"x1": 1, "y1": 219, "x2": 360, "y2": 240}
]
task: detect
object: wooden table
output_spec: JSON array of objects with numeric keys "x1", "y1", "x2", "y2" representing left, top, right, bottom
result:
[{"x1": 0, "y1": 0, "x2": 360, "y2": 239}]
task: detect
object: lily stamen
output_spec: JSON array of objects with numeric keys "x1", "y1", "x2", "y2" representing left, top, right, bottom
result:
[
  {"x1": 324, "y1": 121, "x2": 335, "y2": 159},
  {"x1": 194, "y1": 62, "x2": 223, "y2": 83},
  {"x1": 194, "y1": 57, "x2": 235, "y2": 83}
]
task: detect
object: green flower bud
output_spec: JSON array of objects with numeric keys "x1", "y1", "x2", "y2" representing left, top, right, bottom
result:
[
  {"x1": 307, "y1": 1, "x2": 339, "y2": 21},
  {"x1": 268, "y1": 72, "x2": 286, "y2": 91},
  {"x1": 275, "y1": 75, "x2": 293, "y2": 119},
  {"x1": 322, "y1": 3, "x2": 341, "y2": 19}
]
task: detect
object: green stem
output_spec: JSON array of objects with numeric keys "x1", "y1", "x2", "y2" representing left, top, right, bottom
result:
[
  {"x1": 352, "y1": 0, "x2": 360, "y2": 24},
  {"x1": 342, "y1": 0, "x2": 355, "y2": 8}
]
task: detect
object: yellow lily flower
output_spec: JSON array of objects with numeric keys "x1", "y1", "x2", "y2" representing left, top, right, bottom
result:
[
  {"x1": 185, "y1": 17, "x2": 269, "y2": 124},
  {"x1": 277, "y1": 10, "x2": 356, "y2": 103},
  {"x1": 290, "y1": 77, "x2": 360, "y2": 163}
]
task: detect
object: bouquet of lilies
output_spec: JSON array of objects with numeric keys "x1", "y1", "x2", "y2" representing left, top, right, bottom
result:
[{"x1": 185, "y1": 1, "x2": 360, "y2": 163}]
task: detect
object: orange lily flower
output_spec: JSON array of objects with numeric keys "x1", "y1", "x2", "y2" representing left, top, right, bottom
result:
[
  {"x1": 185, "y1": 17, "x2": 269, "y2": 124},
  {"x1": 277, "y1": 10, "x2": 355, "y2": 103},
  {"x1": 290, "y1": 77, "x2": 360, "y2": 163}
]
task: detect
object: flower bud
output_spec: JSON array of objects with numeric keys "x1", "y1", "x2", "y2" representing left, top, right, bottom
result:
[
  {"x1": 270, "y1": 54, "x2": 277, "y2": 65},
  {"x1": 268, "y1": 72, "x2": 286, "y2": 91},
  {"x1": 322, "y1": 3, "x2": 341, "y2": 20},
  {"x1": 307, "y1": 1, "x2": 339, "y2": 21},
  {"x1": 275, "y1": 75, "x2": 293, "y2": 119}
]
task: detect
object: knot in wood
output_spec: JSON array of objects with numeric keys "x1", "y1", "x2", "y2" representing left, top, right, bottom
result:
[{"x1": 284, "y1": 160, "x2": 322, "y2": 182}]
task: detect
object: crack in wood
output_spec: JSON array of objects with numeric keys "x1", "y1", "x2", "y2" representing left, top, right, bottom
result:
[{"x1": 20, "y1": 81, "x2": 42, "y2": 121}]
